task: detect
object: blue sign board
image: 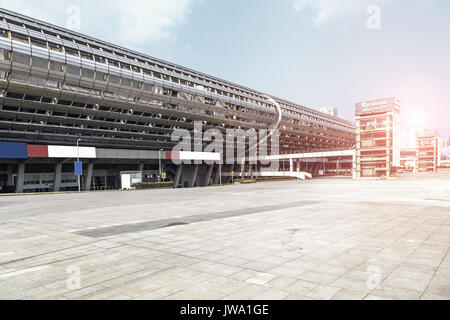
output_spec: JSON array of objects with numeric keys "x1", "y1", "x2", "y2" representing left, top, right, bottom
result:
[
  {"x1": 0, "y1": 142, "x2": 28, "y2": 159},
  {"x1": 74, "y1": 161, "x2": 83, "y2": 176}
]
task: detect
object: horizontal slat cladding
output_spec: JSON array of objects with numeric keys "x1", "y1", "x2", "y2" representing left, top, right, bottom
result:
[
  {"x1": 0, "y1": 141, "x2": 28, "y2": 159},
  {"x1": 27, "y1": 144, "x2": 48, "y2": 158},
  {"x1": 0, "y1": 8, "x2": 356, "y2": 154}
]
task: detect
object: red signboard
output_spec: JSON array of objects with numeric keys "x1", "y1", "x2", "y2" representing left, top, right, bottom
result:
[{"x1": 27, "y1": 145, "x2": 49, "y2": 158}]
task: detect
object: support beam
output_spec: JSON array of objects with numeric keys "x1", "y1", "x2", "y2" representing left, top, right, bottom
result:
[
  {"x1": 53, "y1": 162, "x2": 63, "y2": 192},
  {"x1": 7, "y1": 165, "x2": 13, "y2": 185},
  {"x1": 290, "y1": 158, "x2": 294, "y2": 173},
  {"x1": 213, "y1": 165, "x2": 221, "y2": 185},
  {"x1": 206, "y1": 165, "x2": 214, "y2": 186},
  {"x1": 313, "y1": 163, "x2": 320, "y2": 176},
  {"x1": 138, "y1": 162, "x2": 145, "y2": 172},
  {"x1": 191, "y1": 164, "x2": 199, "y2": 187},
  {"x1": 175, "y1": 164, "x2": 183, "y2": 188},
  {"x1": 84, "y1": 162, "x2": 94, "y2": 191},
  {"x1": 230, "y1": 164, "x2": 235, "y2": 183},
  {"x1": 239, "y1": 162, "x2": 245, "y2": 178},
  {"x1": 16, "y1": 161, "x2": 26, "y2": 194}
]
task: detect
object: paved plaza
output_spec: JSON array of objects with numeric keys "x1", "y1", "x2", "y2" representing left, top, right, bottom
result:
[{"x1": 0, "y1": 173, "x2": 449, "y2": 300}]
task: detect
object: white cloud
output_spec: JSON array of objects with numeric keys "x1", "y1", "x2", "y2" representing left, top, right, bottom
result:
[
  {"x1": 113, "y1": 0, "x2": 195, "y2": 44},
  {"x1": 294, "y1": 0, "x2": 339, "y2": 26},
  {"x1": 293, "y1": 0, "x2": 384, "y2": 27},
  {"x1": 0, "y1": 0, "x2": 196, "y2": 47}
]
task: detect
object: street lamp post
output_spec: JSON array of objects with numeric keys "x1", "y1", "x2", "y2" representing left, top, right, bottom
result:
[
  {"x1": 76, "y1": 139, "x2": 81, "y2": 192},
  {"x1": 159, "y1": 149, "x2": 164, "y2": 182},
  {"x1": 219, "y1": 153, "x2": 222, "y2": 186}
]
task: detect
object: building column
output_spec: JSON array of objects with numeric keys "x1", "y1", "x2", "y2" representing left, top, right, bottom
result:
[
  {"x1": 16, "y1": 161, "x2": 26, "y2": 194},
  {"x1": 84, "y1": 162, "x2": 94, "y2": 191},
  {"x1": 174, "y1": 164, "x2": 183, "y2": 188},
  {"x1": 206, "y1": 165, "x2": 214, "y2": 186},
  {"x1": 7, "y1": 165, "x2": 13, "y2": 186},
  {"x1": 289, "y1": 158, "x2": 294, "y2": 173},
  {"x1": 138, "y1": 162, "x2": 145, "y2": 172},
  {"x1": 54, "y1": 162, "x2": 63, "y2": 192},
  {"x1": 229, "y1": 164, "x2": 235, "y2": 184},
  {"x1": 213, "y1": 164, "x2": 221, "y2": 185},
  {"x1": 312, "y1": 163, "x2": 319, "y2": 176},
  {"x1": 250, "y1": 163, "x2": 255, "y2": 180},
  {"x1": 191, "y1": 164, "x2": 199, "y2": 187}
]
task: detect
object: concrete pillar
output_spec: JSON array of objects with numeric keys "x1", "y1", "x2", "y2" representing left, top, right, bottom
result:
[
  {"x1": 84, "y1": 162, "x2": 94, "y2": 191},
  {"x1": 7, "y1": 165, "x2": 13, "y2": 185},
  {"x1": 289, "y1": 158, "x2": 294, "y2": 172},
  {"x1": 175, "y1": 164, "x2": 183, "y2": 188},
  {"x1": 314, "y1": 163, "x2": 320, "y2": 175},
  {"x1": 191, "y1": 164, "x2": 199, "y2": 187},
  {"x1": 54, "y1": 162, "x2": 63, "y2": 192},
  {"x1": 206, "y1": 165, "x2": 214, "y2": 186},
  {"x1": 229, "y1": 164, "x2": 235, "y2": 184},
  {"x1": 138, "y1": 163, "x2": 145, "y2": 172},
  {"x1": 16, "y1": 162, "x2": 26, "y2": 194},
  {"x1": 297, "y1": 159, "x2": 301, "y2": 172},
  {"x1": 213, "y1": 165, "x2": 221, "y2": 185}
]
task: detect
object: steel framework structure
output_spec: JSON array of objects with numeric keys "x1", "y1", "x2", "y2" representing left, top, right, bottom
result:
[{"x1": 0, "y1": 8, "x2": 355, "y2": 154}]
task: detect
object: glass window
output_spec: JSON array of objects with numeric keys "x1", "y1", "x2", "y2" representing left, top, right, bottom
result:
[
  {"x1": 94, "y1": 55, "x2": 105, "y2": 63},
  {"x1": 30, "y1": 37, "x2": 47, "y2": 48},
  {"x1": 29, "y1": 76, "x2": 46, "y2": 86},
  {"x1": 81, "y1": 68, "x2": 95, "y2": 79},
  {"x1": 32, "y1": 56, "x2": 48, "y2": 69},
  {"x1": 144, "y1": 83, "x2": 154, "y2": 92},
  {"x1": 80, "y1": 51, "x2": 93, "y2": 60},
  {"x1": 0, "y1": 28, "x2": 8, "y2": 38},
  {"x1": 121, "y1": 63, "x2": 131, "y2": 71},
  {"x1": 66, "y1": 64, "x2": 80, "y2": 75},
  {"x1": 109, "y1": 75, "x2": 120, "y2": 84},
  {"x1": 132, "y1": 80, "x2": 142, "y2": 89},
  {"x1": 48, "y1": 42, "x2": 63, "y2": 52},
  {"x1": 50, "y1": 60, "x2": 64, "y2": 72},
  {"x1": 65, "y1": 47, "x2": 79, "y2": 57},
  {"x1": 121, "y1": 78, "x2": 131, "y2": 87},
  {"x1": 95, "y1": 71, "x2": 108, "y2": 82},
  {"x1": 0, "y1": 49, "x2": 10, "y2": 61},
  {"x1": 13, "y1": 52, "x2": 31, "y2": 65},
  {"x1": 108, "y1": 59, "x2": 120, "y2": 68},
  {"x1": 11, "y1": 71, "x2": 29, "y2": 83},
  {"x1": 11, "y1": 32, "x2": 29, "y2": 43}
]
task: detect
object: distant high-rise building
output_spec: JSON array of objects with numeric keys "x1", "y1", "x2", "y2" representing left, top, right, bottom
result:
[
  {"x1": 355, "y1": 98, "x2": 401, "y2": 178},
  {"x1": 400, "y1": 128, "x2": 417, "y2": 149},
  {"x1": 399, "y1": 128, "x2": 418, "y2": 172},
  {"x1": 440, "y1": 136, "x2": 450, "y2": 147},
  {"x1": 320, "y1": 107, "x2": 338, "y2": 117},
  {"x1": 416, "y1": 130, "x2": 440, "y2": 173}
]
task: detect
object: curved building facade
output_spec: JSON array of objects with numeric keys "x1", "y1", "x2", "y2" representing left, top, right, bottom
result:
[{"x1": 0, "y1": 8, "x2": 355, "y2": 192}]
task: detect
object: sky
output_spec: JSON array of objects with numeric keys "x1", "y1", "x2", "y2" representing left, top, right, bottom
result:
[{"x1": 1, "y1": 0, "x2": 449, "y2": 137}]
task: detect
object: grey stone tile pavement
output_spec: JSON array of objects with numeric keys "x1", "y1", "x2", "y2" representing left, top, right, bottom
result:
[{"x1": 0, "y1": 172, "x2": 449, "y2": 300}]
